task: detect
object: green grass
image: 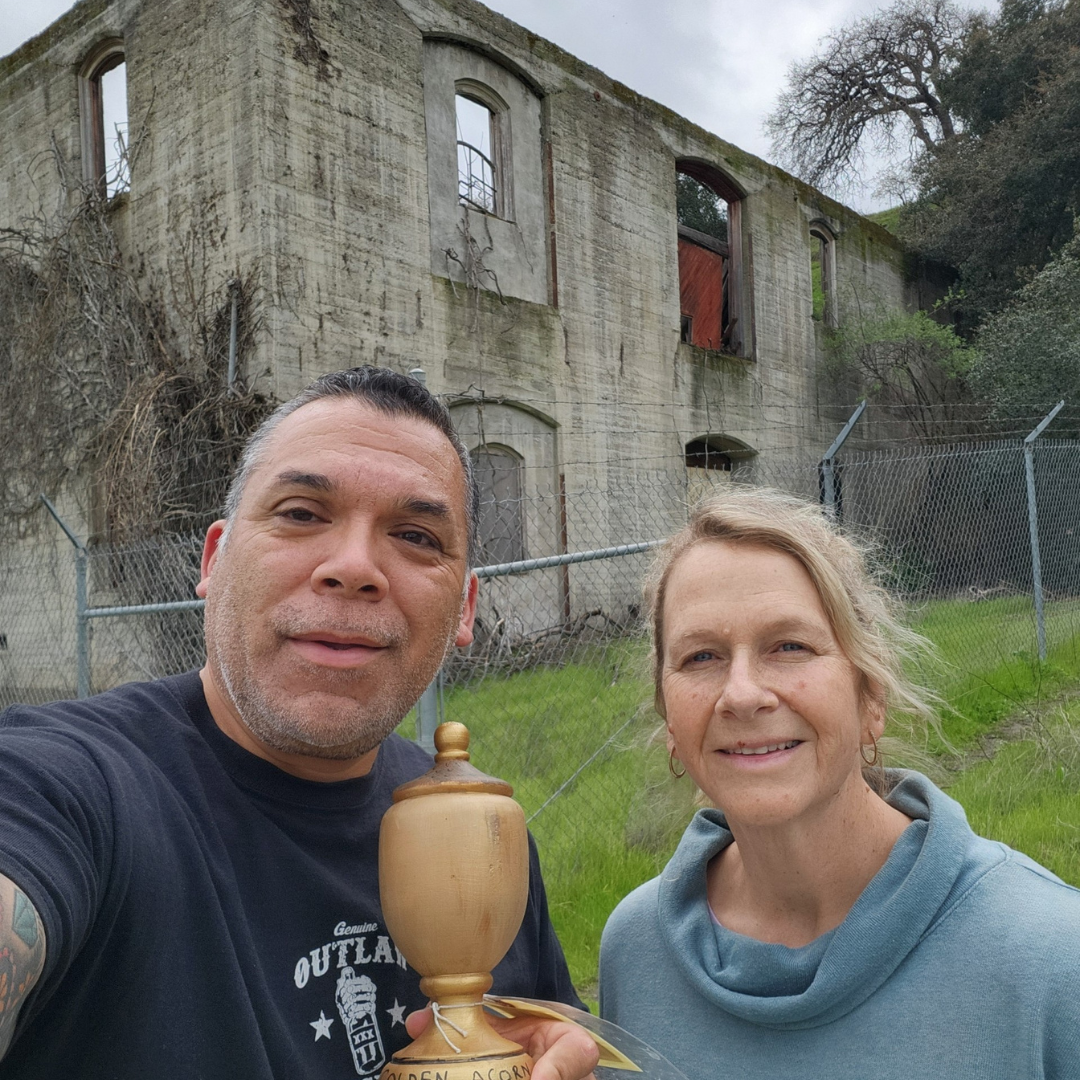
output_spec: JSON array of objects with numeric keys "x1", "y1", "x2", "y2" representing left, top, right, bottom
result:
[
  {"x1": 811, "y1": 249, "x2": 825, "y2": 321},
  {"x1": 945, "y1": 703, "x2": 1080, "y2": 885},
  {"x1": 911, "y1": 595, "x2": 1080, "y2": 747},
  {"x1": 867, "y1": 206, "x2": 902, "y2": 233},
  {"x1": 425, "y1": 597, "x2": 1080, "y2": 999}
]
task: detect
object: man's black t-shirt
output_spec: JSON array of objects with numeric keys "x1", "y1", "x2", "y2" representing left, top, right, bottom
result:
[{"x1": 0, "y1": 672, "x2": 581, "y2": 1078}]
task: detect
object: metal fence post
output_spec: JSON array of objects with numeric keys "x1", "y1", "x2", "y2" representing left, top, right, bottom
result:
[
  {"x1": 411, "y1": 540, "x2": 663, "y2": 750},
  {"x1": 407, "y1": 365, "x2": 444, "y2": 751},
  {"x1": 226, "y1": 278, "x2": 240, "y2": 393},
  {"x1": 415, "y1": 672, "x2": 444, "y2": 755},
  {"x1": 75, "y1": 548, "x2": 90, "y2": 698},
  {"x1": 1024, "y1": 400, "x2": 1065, "y2": 661},
  {"x1": 39, "y1": 495, "x2": 91, "y2": 698},
  {"x1": 820, "y1": 401, "x2": 866, "y2": 520}
]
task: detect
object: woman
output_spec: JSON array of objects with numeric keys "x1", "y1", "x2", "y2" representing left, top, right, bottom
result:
[{"x1": 600, "y1": 488, "x2": 1080, "y2": 1080}]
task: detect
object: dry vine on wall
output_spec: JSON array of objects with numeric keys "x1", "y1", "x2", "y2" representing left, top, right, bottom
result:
[{"x1": 0, "y1": 153, "x2": 276, "y2": 549}]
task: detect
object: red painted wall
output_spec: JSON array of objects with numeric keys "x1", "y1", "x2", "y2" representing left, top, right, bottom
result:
[{"x1": 678, "y1": 238, "x2": 725, "y2": 350}]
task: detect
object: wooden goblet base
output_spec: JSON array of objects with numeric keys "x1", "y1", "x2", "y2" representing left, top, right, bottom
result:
[
  {"x1": 380, "y1": 1048, "x2": 535, "y2": 1080},
  {"x1": 379, "y1": 975, "x2": 534, "y2": 1080}
]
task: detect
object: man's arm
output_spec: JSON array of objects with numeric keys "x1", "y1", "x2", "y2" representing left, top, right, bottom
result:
[{"x1": 0, "y1": 872, "x2": 46, "y2": 1058}]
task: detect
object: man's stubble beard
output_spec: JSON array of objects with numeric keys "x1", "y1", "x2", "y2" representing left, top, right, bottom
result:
[{"x1": 204, "y1": 584, "x2": 463, "y2": 761}]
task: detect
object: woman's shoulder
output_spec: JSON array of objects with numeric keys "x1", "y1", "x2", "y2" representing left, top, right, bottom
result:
[
  {"x1": 600, "y1": 874, "x2": 679, "y2": 1025},
  {"x1": 929, "y1": 832, "x2": 1080, "y2": 972},
  {"x1": 603, "y1": 875, "x2": 663, "y2": 943},
  {"x1": 974, "y1": 839, "x2": 1080, "y2": 914},
  {"x1": 893, "y1": 773, "x2": 1080, "y2": 924},
  {"x1": 604, "y1": 810, "x2": 728, "y2": 955}
]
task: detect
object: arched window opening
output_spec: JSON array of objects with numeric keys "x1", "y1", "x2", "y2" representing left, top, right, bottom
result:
[
  {"x1": 457, "y1": 94, "x2": 496, "y2": 213},
  {"x1": 676, "y1": 163, "x2": 745, "y2": 355},
  {"x1": 684, "y1": 435, "x2": 753, "y2": 506},
  {"x1": 427, "y1": 44, "x2": 545, "y2": 302},
  {"x1": 79, "y1": 41, "x2": 129, "y2": 200},
  {"x1": 810, "y1": 225, "x2": 837, "y2": 326},
  {"x1": 470, "y1": 445, "x2": 525, "y2": 566},
  {"x1": 684, "y1": 439, "x2": 733, "y2": 472},
  {"x1": 455, "y1": 82, "x2": 511, "y2": 220}
]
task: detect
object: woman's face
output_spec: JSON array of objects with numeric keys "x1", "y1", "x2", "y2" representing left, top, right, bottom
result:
[{"x1": 661, "y1": 540, "x2": 881, "y2": 831}]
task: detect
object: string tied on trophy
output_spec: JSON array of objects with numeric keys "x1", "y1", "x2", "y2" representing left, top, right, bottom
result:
[{"x1": 430, "y1": 1002, "x2": 475, "y2": 1054}]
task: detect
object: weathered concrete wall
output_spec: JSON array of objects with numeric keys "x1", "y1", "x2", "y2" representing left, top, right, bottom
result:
[
  {"x1": 0, "y1": 1, "x2": 127, "y2": 225},
  {"x1": 0, "y1": 0, "x2": 919, "y2": 449},
  {"x1": 0, "y1": 0, "x2": 266, "y2": 361},
  {"x1": 0, "y1": 0, "x2": 931, "y2": 682},
  {"x1": 247, "y1": 0, "x2": 439, "y2": 395}
]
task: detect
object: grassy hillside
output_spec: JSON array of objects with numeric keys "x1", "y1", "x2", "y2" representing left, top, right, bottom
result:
[{"x1": 867, "y1": 206, "x2": 901, "y2": 233}]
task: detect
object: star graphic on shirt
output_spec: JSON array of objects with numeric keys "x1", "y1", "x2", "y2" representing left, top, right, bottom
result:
[
  {"x1": 387, "y1": 999, "x2": 407, "y2": 1027},
  {"x1": 310, "y1": 1011, "x2": 334, "y2": 1041}
]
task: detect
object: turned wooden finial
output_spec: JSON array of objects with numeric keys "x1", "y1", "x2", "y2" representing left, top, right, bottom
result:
[
  {"x1": 378, "y1": 721, "x2": 531, "y2": 1080},
  {"x1": 391, "y1": 722, "x2": 512, "y2": 801},
  {"x1": 433, "y1": 721, "x2": 470, "y2": 762}
]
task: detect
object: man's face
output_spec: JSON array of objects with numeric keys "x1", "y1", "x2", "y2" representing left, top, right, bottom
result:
[{"x1": 196, "y1": 397, "x2": 477, "y2": 763}]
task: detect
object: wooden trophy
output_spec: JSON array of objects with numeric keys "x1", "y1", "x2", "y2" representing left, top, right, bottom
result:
[{"x1": 378, "y1": 721, "x2": 533, "y2": 1080}]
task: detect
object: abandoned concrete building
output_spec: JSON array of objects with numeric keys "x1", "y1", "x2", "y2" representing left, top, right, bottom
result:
[{"x1": 0, "y1": 0, "x2": 932, "y2": 694}]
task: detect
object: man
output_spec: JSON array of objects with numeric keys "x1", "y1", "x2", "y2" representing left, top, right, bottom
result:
[{"x1": 0, "y1": 367, "x2": 597, "y2": 1079}]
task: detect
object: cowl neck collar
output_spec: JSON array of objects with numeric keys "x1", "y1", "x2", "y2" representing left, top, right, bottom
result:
[{"x1": 657, "y1": 771, "x2": 977, "y2": 1029}]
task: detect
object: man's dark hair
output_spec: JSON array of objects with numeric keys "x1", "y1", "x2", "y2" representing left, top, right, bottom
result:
[{"x1": 222, "y1": 367, "x2": 480, "y2": 567}]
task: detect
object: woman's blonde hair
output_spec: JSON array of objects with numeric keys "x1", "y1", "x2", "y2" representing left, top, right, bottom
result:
[{"x1": 646, "y1": 487, "x2": 938, "y2": 734}]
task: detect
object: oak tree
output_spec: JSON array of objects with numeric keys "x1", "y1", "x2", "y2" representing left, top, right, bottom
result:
[
  {"x1": 766, "y1": 0, "x2": 972, "y2": 189},
  {"x1": 970, "y1": 233, "x2": 1080, "y2": 417},
  {"x1": 903, "y1": 0, "x2": 1080, "y2": 316}
]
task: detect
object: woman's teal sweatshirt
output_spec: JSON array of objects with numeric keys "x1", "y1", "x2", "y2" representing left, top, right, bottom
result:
[{"x1": 600, "y1": 772, "x2": 1080, "y2": 1079}]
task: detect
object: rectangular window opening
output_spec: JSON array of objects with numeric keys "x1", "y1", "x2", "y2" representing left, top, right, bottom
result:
[
  {"x1": 677, "y1": 171, "x2": 742, "y2": 354},
  {"x1": 100, "y1": 61, "x2": 129, "y2": 199}
]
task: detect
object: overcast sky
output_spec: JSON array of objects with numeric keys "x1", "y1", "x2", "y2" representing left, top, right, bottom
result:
[{"x1": 1, "y1": 0, "x2": 993, "y2": 212}]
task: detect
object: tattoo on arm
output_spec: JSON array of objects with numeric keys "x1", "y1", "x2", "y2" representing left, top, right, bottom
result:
[{"x1": 0, "y1": 875, "x2": 46, "y2": 1059}]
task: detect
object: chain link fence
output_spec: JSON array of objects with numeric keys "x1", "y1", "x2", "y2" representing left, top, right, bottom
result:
[{"x1": 3, "y1": 434, "x2": 1080, "y2": 988}]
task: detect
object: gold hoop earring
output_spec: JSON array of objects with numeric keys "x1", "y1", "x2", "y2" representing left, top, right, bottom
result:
[
  {"x1": 860, "y1": 733, "x2": 880, "y2": 768},
  {"x1": 668, "y1": 749, "x2": 686, "y2": 780}
]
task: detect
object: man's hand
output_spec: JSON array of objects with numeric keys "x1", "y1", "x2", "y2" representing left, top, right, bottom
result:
[
  {"x1": 0, "y1": 873, "x2": 46, "y2": 1060},
  {"x1": 405, "y1": 1007, "x2": 599, "y2": 1080}
]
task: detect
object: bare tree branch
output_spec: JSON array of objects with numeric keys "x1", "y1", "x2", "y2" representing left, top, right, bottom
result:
[{"x1": 766, "y1": 0, "x2": 975, "y2": 189}]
